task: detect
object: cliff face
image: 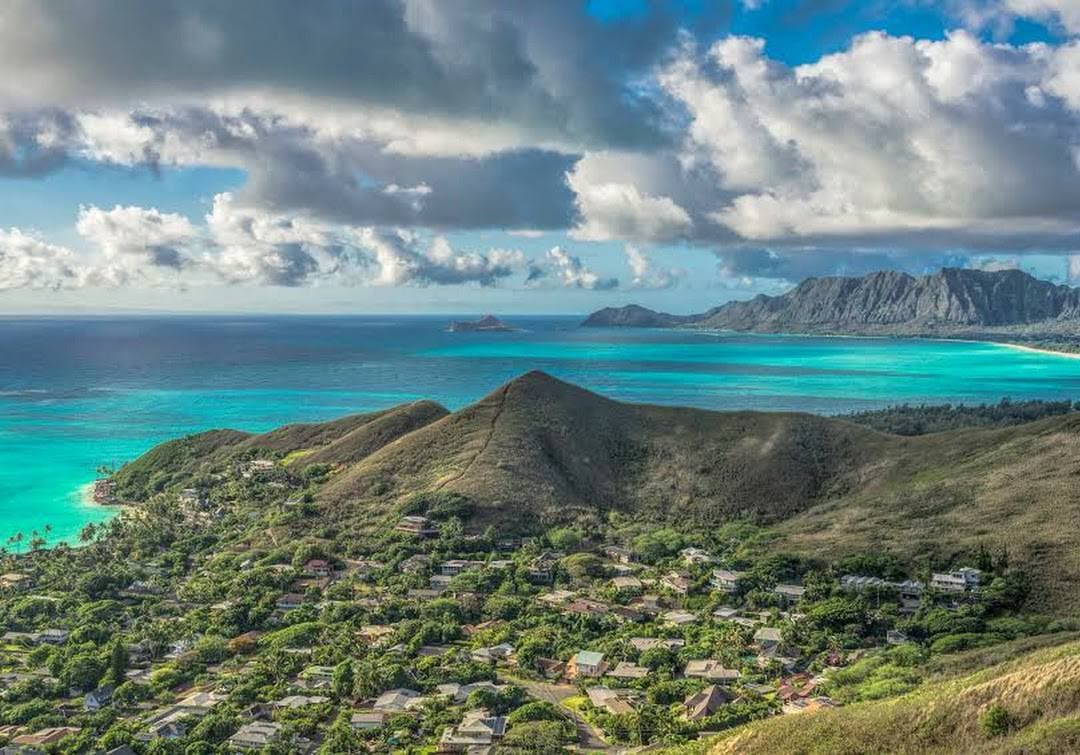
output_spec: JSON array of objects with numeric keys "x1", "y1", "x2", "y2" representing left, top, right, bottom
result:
[
  {"x1": 700, "y1": 269, "x2": 1080, "y2": 331},
  {"x1": 585, "y1": 269, "x2": 1080, "y2": 335}
]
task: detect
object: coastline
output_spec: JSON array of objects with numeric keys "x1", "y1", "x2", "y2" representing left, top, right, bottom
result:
[{"x1": 994, "y1": 342, "x2": 1080, "y2": 360}]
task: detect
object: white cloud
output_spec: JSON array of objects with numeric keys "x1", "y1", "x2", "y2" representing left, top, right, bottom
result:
[
  {"x1": 0, "y1": 229, "x2": 82, "y2": 290},
  {"x1": 529, "y1": 246, "x2": 618, "y2": 290},
  {"x1": 1004, "y1": 0, "x2": 1080, "y2": 34},
  {"x1": 624, "y1": 245, "x2": 683, "y2": 289},
  {"x1": 567, "y1": 168, "x2": 693, "y2": 242},
  {"x1": 354, "y1": 229, "x2": 525, "y2": 287},
  {"x1": 655, "y1": 30, "x2": 1080, "y2": 248},
  {"x1": 76, "y1": 204, "x2": 198, "y2": 286}
]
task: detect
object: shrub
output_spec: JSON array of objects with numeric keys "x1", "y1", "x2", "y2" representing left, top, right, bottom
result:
[{"x1": 981, "y1": 704, "x2": 1011, "y2": 737}]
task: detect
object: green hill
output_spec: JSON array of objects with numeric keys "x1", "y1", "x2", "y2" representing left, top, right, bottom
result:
[
  {"x1": 317, "y1": 371, "x2": 876, "y2": 530},
  {"x1": 113, "y1": 371, "x2": 1080, "y2": 613}
]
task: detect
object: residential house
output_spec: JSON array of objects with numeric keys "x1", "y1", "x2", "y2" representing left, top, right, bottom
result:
[
  {"x1": 608, "y1": 662, "x2": 649, "y2": 680},
  {"x1": 663, "y1": 610, "x2": 698, "y2": 626},
  {"x1": 429, "y1": 574, "x2": 452, "y2": 592},
  {"x1": 661, "y1": 571, "x2": 691, "y2": 595},
  {"x1": 629, "y1": 594, "x2": 663, "y2": 615},
  {"x1": 228, "y1": 722, "x2": 282, "y2": 750},
  {"x1": 300, "y1": 666, "x2": 336, "y2": 689},
  {"x1": 586, "y1": 687, "x2": 637, "y2": 715},
  {"x1": 350, "y1": 711, "x2": 387, "y2": 731},
  {"x1": 568, "y1": 650, "x2": 607, "y2": 678},
  {"x1": 527, "y1": 552, "x2": 563, "y2": 583},
  {"x1": 471, "y1": 643, "x2": 515, "y2": 665},
  {"x1": 932, "y1": 568, "x2": 981, "y2": 592},
  {"x1": 275, "y1": 593, "x2": 305, "y2": 611},
  {"x1": 274, "y1": 695, "x2": 329, "y2": 709},
  {"x1": 754, "y1": 627, "x2": 783, "y2": 651},
  {"x1": 564, "y1": 598, "x2": 609, "y2": 617},
  {"x1": 629, "y1": 637, "x2": 684, "y2": 652},
  {"x1": 435, "y1": 681, "x2": 506, "y2": 704},
  {"x1": 611, "y1": 575, "x2": 643, "y2": 594},
  {"x1": 84, "y1": 685, "x2": 114, "y2": 711},
  {"x1": 437, "y1": 709, "x2": 507, "y2": 752},
  {"x1": 357, "y1": 625, "x2": 395, "y2": 647},
  {"x1": 302, "y1": 559, "x2": 332, "y2": 578},
  {"x1": 711, "y1": 568, "x2": 747, "y2": 592},
  {"x1": 713, "y1": 605, "x2": 740, "y2": 620},
  {"x1": 684, "y1": 660, "x2": 740, "y2": 683},
  {"x1": 394, "y1": 516, "x2": 438, "y2": 537},
  {"x1": 407, "y1": 588, "x2": 443, "y2": 601},
  {"x1": 439, "y1": 559, "x2": 482, "y2": 576},
  {"x1": 399, "y1": 554, "x2": 430, "y2": 574},
  {"x1": 839, "y1": 575, "x2": 889, "y2": 592},
  {"x1": 373, "y1": 688, "x2": 423, "y2": 713},
  {"x1": 774, "y1": 584, "x2": 806, "y2": 603},
  {"x1": 680, "y1": 547, "x2": 714, "y2": 565},
  {"x1": 535, "y1": 658, "x2": 566, "y2": 679},
  {"x1": 603, "y1": 546, "x2": 635, "y2": 564},
  {"x1": 683, "y1": 686, "x2": 733, "y2": 721},
  {"x1": 12, "y1": 728, "x2": 81, "y2": 747},
  {"x1": 37, "y1": 629, "x2": 69, "y2": 645}
]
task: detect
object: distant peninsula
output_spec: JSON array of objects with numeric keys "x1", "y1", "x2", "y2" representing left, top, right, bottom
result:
[
  {"x1": 584, "y1": 268, "x2": 1080, "y2": 347},
  {"x1": 447, "y1": 314, "x2": 514, "y2": 332}
]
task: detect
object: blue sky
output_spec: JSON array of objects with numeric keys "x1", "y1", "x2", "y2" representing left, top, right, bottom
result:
[{"x1": 0, "y1": 0, "x2": 1077, "y2": 313}]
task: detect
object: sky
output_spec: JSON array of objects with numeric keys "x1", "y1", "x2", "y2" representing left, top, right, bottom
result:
[{"x1": 0, "y1": 0, "x2": 1079, "y2": 314}]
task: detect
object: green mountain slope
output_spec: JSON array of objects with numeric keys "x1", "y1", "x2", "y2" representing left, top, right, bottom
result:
[
  {"x1": 317, "y1": 371, "x2": 876, "y2": 530},
  {"x1": 113, "y1": 371, "x2": 1080, "y2": 613}
]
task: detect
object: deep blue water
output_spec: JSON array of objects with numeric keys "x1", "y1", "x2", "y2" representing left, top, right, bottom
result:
[{"x1": 3, "y1": 314, "x2": 1080, "y2": 545}]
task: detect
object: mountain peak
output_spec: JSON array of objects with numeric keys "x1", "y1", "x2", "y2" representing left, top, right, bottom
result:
[{"x1": 583, "y1": 267, "x2": 1080, "y2": 337}]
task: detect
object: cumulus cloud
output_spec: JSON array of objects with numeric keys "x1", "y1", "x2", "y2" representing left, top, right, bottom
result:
[
  {"x1": 625, "y1": 245, "x2": 683, "y2": 289},
  {"x1": 529, "y1": 246, "x2": 619, "y2": 290},
  {"x1": 76, "y1": 205, "x2": 198, "y2": 286},
  {"x1": 653, "y1": 30, "x2": 1080, "y2": 249},
  {"x1": 354, "y1": 228, "x2": 526, "y2": 287},
  {"x1": 0, "y1": 229, "x2": 82, "y2": 290}
]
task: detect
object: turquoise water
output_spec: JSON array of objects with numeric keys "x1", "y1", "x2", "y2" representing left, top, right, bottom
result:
[{"x1": 3, "y1": 316, "x2": 1080, "y2": 546}]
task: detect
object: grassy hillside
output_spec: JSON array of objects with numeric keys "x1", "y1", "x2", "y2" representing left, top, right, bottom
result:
[
  {"x1": 706, "y1": 636, "x2": 1080, "y2": 755},
  {"x1": 113, "y1": 371, "x2": 1080, "y2": 613},
  {"x1": 317, "y1": 371, "x2": 877, "y2": 530},
  {"x1": 776, "y1": 413, "x2": 1080, "y2": 613},
  {"x1": 111, "y1": 401, "x2": 448, "y2": 500}
]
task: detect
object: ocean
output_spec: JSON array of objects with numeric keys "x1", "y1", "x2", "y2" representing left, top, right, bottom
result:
[{"x1": 3, "y1": 314, "x2": 1080, "y2": 546}]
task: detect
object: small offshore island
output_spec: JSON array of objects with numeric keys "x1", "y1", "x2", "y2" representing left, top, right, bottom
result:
[
  {"x1": 585, "y1": 268, "x2": 1080, "y2": 353},
  {"x1": 447, "y1": 315, "x2": 515, "y2": 333},
  {"x1": 2, "y1": 372, "x2": 1080, "y2": 753}
]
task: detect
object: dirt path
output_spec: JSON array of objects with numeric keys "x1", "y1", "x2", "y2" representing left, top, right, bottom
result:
[{"x1": 435, "y1": 384, "x2": 509, "y2": 490}]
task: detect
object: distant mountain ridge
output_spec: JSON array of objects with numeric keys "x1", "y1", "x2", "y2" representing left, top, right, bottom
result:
[{"x1": 585, "y1": 268, "x2": 1080, "y2": 337}]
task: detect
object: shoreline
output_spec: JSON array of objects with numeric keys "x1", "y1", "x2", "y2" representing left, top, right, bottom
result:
[{"x1": 994, "y1": 342, "x2": 1080, "y2": 360}]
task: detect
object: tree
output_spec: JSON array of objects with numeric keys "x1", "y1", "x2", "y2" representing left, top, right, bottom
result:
[
  {"x1": 495, "y1": 721, "x2": 574, "y2": 753},
  {"x1": 61, "y1": 652, "x2": 105, "y2": 692},
  {"x1": 108, "y1": 638, "x2": 127, "y2": 683},
  {"x1": 332, "y1": 659, "x2": 355, "y2": 701}
]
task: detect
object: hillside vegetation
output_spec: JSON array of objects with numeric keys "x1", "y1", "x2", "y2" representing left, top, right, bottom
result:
[
  {"x1": 113, "y1": 371, "x2": 1080, "y2": 613},
  {"x1": 843, "y1": 399, "x2": 1079, "y2": 436},
  {"x1": 707, "y1": 637, "x2": 1080, "y2": 754}
]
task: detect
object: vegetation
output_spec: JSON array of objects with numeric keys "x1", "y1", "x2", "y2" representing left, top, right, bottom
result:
[{"x1": 844, "y1": 398, "x2": 1079, "y2": 436}]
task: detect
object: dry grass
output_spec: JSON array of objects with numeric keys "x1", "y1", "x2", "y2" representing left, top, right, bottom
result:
[{"x1": 708, "y1": 638, "x2": 1080, "y2": 755}]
